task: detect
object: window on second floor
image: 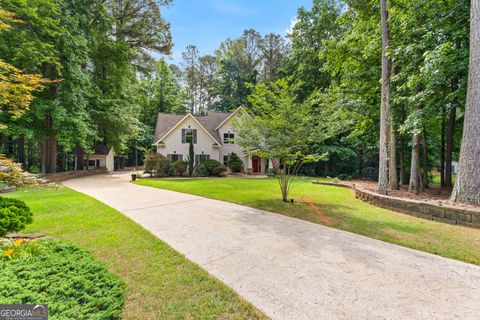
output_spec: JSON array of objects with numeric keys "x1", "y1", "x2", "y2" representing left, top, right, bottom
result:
[
  {"x1": 182, "y1": 129, "x2": 197, "y2": 144},
  {"x1": 223, "y1": 132, "x2": 235, "y2": 144}
]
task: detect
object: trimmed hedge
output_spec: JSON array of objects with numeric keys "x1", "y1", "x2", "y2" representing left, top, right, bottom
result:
[
  {"x1": 0, "y1": 197, "x2": 32, "y2": 237},
  {"x1": 0, "y1": 239, "x2": 125, "y2": 319},
  {"x1": 200, "y1": 160, "x2": 227, "y2": 177}
]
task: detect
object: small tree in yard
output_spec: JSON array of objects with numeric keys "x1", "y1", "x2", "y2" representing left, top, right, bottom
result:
[
  {"x1": 227, "y1": 153, "x2": 243, "y2": 173},
  {"x1": 187, "y1": 134, "x2": 195, "y2": 176},
  {"x1": 232, "y1": 78, "x2": 333, "y2": 202}
]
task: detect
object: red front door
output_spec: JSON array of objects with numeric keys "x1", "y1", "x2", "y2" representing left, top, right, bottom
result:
[{"x1": 252, "y1": 156, "x2": 261, "y2": 173}]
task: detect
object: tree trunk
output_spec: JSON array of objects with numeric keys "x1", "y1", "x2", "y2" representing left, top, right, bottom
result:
[
  {"x1": 378, "y1": 0, "x2": 390, "y2": 195},
  {"x1": 440, "y1": 105, "x2": 446, "y2": 187},
  {"x1": 17, "y1": 135, "x2": 25, "y2": 166},
  {"x1": 75, "y1": 145, "x2": 84, "y2": 170},
  {"x1": 41, "y1": 115, "x2": 57, "y2": 174},
  {"x1": 445, "y1": 97, "x2": 457, "y2": 187},
  {"x1": 451, "y1": 1, "x2": 480, "y2": 205},
  {"x1": 408, "y1": 132, "x2": 423, "y2": 194},
  {"x1": 422, "y1": 129, "x2": 429, "y2": 188},
  {"x1": 388, "y1": 120, "x2": 399, "y2": 189},
  {"x1": 399, "y1": 135, "x2": 405, "y2": 185}
]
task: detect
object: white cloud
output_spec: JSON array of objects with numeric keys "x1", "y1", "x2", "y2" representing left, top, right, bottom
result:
[{"x1": 285, "y1": 17, "x2": 298, "y2": 35}]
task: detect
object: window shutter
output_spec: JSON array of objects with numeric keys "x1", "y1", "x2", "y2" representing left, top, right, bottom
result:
[
  {"x1": 195, "y1": 155, "x2": 200, "y2": 166},
  {"x1": 193, "y1": 129, "x2": 197, "y2": 144},
  {"x1": 167, "y1": 154, "x2": 171, "y2": 161},
  {"x1": 182, "y1": 129, "x2": 186, "y2": 143},
  {"x1": 179, "y1": 154, "x2": 183, "y2": 161},
  {"x1": 206, "y1": 154, "x2": 210, "y2": 160}
]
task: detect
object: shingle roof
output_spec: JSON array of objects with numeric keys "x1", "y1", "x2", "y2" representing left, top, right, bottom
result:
[
  {"x1": 196, "y1": 112, "x2": 231, "y2": 143},
  {"x1": 92, "y1": 144, "x2": 111, "y2": 155},
  {"x1": 153, "y1": 112, "x2": 232, "y2": 144},
  {"x1": 153, "y1": 113, "x2": 185, "y2": 144}
]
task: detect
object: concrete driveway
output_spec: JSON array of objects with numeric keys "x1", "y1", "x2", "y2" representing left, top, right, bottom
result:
[{"x1": 64, "y1": 173, "x2": 480, "y2": 320}]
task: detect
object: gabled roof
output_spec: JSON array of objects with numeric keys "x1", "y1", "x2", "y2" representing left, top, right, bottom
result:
[
  {"x1": 214, "y1": 107, "x2": 245, "y2": 130},
  {"x1": 154, "y1": 112, "x2": 232, "y2": 145},
  {"x1": 195, "y1": 112, "x2": 231, "y2": 143},
  {"x1": 153, "y1": 113, "x2": 185, "y2": 144},
  {"x1": 92, "y1": 144, "x2": 111, "y2": 155}
]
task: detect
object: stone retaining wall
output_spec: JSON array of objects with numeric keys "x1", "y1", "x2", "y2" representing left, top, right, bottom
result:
[
  {"x1": 353, "y1": 186, "x2": 480, "y2": 228},
  {"x1": 45, "y1": 168, "x2": 107, "y2": 182}
]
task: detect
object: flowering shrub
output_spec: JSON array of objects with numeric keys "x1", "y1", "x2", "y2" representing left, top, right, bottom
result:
[{"x1": 0, "y1": 154, "x2": 39, "y2": 187}]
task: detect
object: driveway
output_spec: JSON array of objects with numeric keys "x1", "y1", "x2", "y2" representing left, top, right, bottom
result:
[{"x1": 64, "y1": 173, "x2": 480, "y2": 320}]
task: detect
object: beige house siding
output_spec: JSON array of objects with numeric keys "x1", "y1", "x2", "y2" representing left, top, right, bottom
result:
[
  {"x1": 157, "y1": 116, "x2": 220, "y2": 162},
  {"x1": 85, "y1": 149, "x2": 115, "y2": 172},
  {"x1": 155, "y1": 110, "x2": 267, "y2": 174}
]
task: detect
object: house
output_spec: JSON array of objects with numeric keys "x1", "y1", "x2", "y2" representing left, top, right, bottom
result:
[
  {"x1": 83, "y1": 144, "x2": 116, "y2": 172},
  {"x1": 153, "y1": 107, "x2": 267, "y2": 174}
]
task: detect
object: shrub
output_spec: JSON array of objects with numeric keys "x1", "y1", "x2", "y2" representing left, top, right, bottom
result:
[
  {"x1": 0, "y1": 197, "x2": 32, "y2": 237},
  {"x1": 0, "y1": 154, "x2": 39, "y2": 187},
  {"x1": 338, "y1": 174, "x2": 352, "y2": 181},
  {"x1": 201, "y1": 159, "x2": 226, "y2": 176},
  {"x1": 0, "y1": 239, "x2": 125, "y2": 319},
  {"x1": 227, "y1": 153, "x2": 243, "y2": 173},
  {"x1": 173, "y1": 160, "x2": 188, "y2": 176},
  {"x1": 143, "y1": 152, "x2": 171, "y2": 177},
  {"x1": 196, "y1": 163, "x2": 208, "y2": 177}
]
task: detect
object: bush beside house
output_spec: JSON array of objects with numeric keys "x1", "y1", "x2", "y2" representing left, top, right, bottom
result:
[
  {"x1": 227, "y1": 153, "x2": 243, "y2": 173},
  {"x1": 198, "y1": 160, "x2": 227, "y2": 177}
]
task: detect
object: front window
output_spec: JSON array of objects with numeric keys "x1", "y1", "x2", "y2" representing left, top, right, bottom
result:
[
  {"x1": 167, "y1": 154, "x2": 183, "y2": 162},
  {"x1": 195, "y1": 154, "x2": 210, "y2": 166},
  {"x1": 223, "y1": 154, "x2": 229, "y2": 166},
  {"x1": 223, "y1": 132, "x2": 235, "y2": 144}
]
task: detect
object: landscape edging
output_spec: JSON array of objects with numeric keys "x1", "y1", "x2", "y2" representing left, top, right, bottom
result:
[{"x1": 313, "y1": 181, "x2": 480, "y2": 228}]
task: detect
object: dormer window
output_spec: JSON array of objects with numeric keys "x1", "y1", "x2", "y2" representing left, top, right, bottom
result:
[
  {"x1": 223, "y1": 132, "x2": 235, "y2": 144},
  {"x1": 182, "y1": 129, "x2": 197, "y2": 144}
]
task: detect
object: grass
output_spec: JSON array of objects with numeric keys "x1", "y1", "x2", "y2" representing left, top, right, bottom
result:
[
  {"x1": 135, "y1": 177, "x2": 480, "y2": 266},
  {"x1": 430, "y1": 171, "x2": 457, "y2": 187},
  {"x1": 5, "y1": 186, "x2": 267, "y2": 320}
]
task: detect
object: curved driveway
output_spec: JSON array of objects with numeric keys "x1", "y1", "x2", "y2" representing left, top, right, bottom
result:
[{"x1": 64, "y1": 173, "x2": 480, "y2": 320}]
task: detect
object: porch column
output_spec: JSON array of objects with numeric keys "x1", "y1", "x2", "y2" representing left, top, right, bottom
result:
[{"x1": 247, "y1": 155, "x2": 253, "y2": 175}]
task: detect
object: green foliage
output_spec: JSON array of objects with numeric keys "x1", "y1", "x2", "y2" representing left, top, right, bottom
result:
[
  {"x1": 0, "y1": 154, "x2": 39, "y2": 187},
  {"x1": 0, "y1": 197, "x2": 32, "y2": 237},
  {"x1": 143, "y1": 152, "x2": 171, "y2": 177},
  {"x1": 227, "y1": 152, "x2": 243, "y2": 173},
  {"x1": 195, "y1": 163, "x2": 208, "y2": 177},
  {"x1": 0, "y1": 239, "x2": 125, "y2": 319},
  {"x1": 338, "y1": 174, "x2": 352, "y2": 181},
  {"x1": 188, "y1": 139, "x2": 195, "y2": 176},
  {"x1": 173, "y1": 160, "x2": 188, "y2": 176},
  {"x1": 201, "y1": 159, "x2": 226, "y2": 177}
]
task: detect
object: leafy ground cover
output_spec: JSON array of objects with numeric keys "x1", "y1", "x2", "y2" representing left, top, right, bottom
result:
[
  {"x1": 5, "y1": 187, "x2": 266, "y2": 320},
  {"x1": 0, "y1": 239, "x2": 125, "y2": 320},
  {"x1": 135, "y1": 177, "x2": 480, "y2": 265}
]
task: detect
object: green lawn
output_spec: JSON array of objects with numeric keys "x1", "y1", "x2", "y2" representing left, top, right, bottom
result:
[
  {"x1": 136, "y1": 177, "x2": 480, "y2": 266},
  {"x1": 5, "y1": 186, "x2": 266, "y2": 320}
]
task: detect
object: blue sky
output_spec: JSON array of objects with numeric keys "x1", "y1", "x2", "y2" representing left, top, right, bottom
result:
[{"x1": 161, "y1": 0, "x2": 312, "y2": 64}]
